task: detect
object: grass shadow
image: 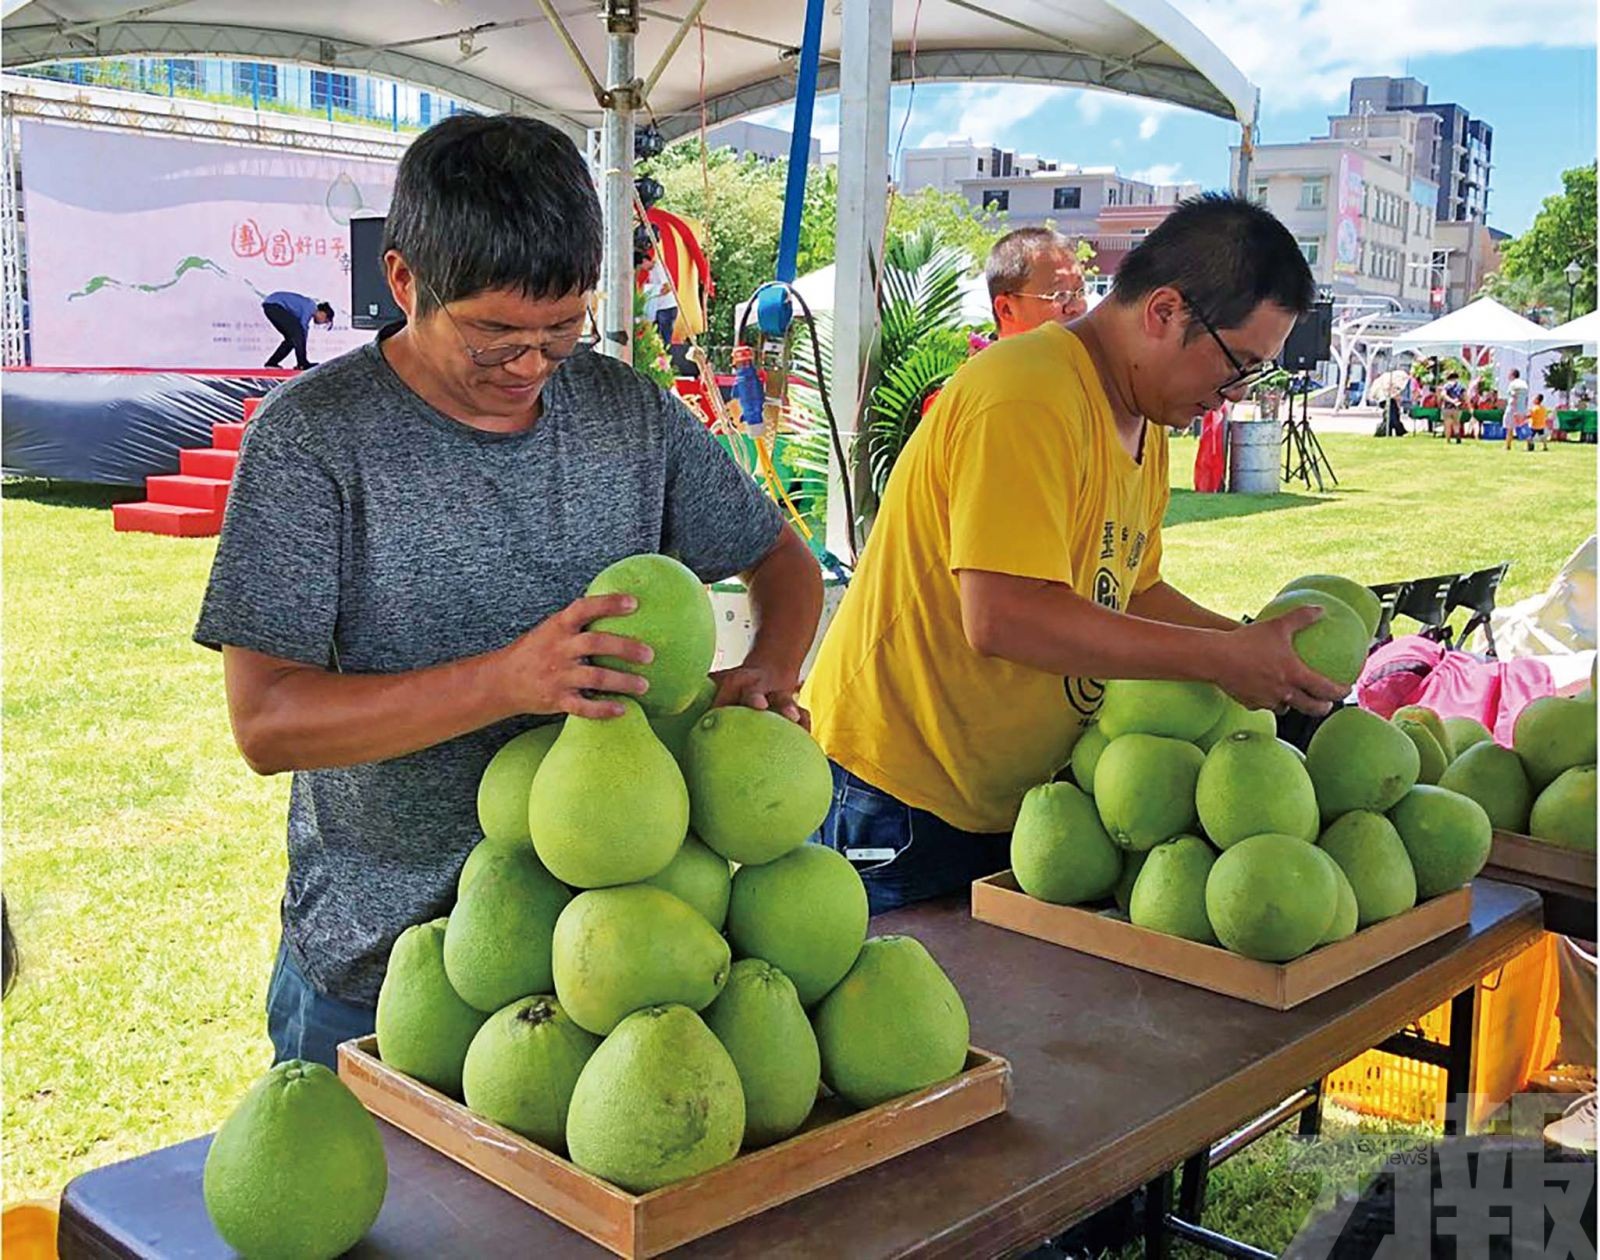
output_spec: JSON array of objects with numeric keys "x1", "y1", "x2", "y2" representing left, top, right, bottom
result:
[
  {"x1": 2, "y1": 479, "x2": 140, "y2": 510},
  {"x1": 1166, "y1": 487, "x2": 1330, "y2": 527}
]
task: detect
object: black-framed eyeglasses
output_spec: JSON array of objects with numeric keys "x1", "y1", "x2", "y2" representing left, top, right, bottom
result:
[
  {"x1": 421, "y1": 279, "x2": 593, "y2": 368},
  {"x1": 1180, "y1": 292, "x2": 1279, "y2": 393}
]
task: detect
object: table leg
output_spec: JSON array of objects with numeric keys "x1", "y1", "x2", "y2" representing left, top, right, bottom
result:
[
  {"x1": 1297, "y1": 1078, "x2": 1324, "y2": 1138},
  {"x1": 1444, "y1": 984, "x2": 1479, "y2": 1137},
  {"x1": 1177, "y1": 1149, "x2": 1210, "y2": 1223},
  {"x1": 1144, "y1": 1170, "x2": 1174, "y2": 1260}
]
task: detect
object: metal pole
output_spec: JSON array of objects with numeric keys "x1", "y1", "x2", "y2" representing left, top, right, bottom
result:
[
  {"x1": 599, "y1": 0, "x2": 638, "y2": 364},
  {"x1": 0, "y1": 93, "x2": 24, "y2": 367},
  {"x1": 827, "y1": 0, "x2": 891, "y2": 560}
]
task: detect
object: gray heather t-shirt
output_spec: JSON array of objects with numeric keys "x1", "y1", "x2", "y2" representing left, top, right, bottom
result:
[{"x1": 195, "y1": 335, "x2": 784, "y2": 1004}]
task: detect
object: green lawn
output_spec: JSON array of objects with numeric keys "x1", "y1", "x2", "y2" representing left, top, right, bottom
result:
[{"x1": 3, "y1": 432, "x2": 1594, "y2": 1227}]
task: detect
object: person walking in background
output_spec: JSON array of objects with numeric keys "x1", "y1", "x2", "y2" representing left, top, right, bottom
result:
[
  {"x1": 262, "y1": 291, "x2": 334, "y2": 371},
  {"x1": 1441, "y1": 372, "x2": 1466, "y2": 443},
  {"x1": 1503, "y1": 367, "x2": 1531, "y2": 449},
  {"x1": 1529, "y1": 393, "x2": 1551, "y2": 450}
]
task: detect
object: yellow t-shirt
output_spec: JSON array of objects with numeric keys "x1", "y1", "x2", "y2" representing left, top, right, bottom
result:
[
  {"x1": 803, "y1": 323, "x2": 1170, "y2": 833},
  {"x1": 1530, "y1": 405, "x2": 1549, "y2": 431}
]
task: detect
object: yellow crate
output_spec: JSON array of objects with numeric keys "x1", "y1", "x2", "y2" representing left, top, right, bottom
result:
[{"x1": 1324, "y1": 933, "x2": 1560, "y2": 1129}]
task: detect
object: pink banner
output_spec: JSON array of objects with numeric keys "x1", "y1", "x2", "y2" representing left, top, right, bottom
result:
[{"x1": 1332, "y1": 152, "x2": 1364, "y2": 278}]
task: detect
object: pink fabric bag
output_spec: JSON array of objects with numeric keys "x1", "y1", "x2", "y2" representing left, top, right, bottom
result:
[{"x1": 1356, "y1": 634, "x2": 1556, "y2": 746}]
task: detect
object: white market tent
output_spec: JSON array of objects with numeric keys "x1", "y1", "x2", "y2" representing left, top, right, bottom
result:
[
  {"x1": 1391, "y1": 297, "x2": 1556, "y2": 357},
  {"x1": 1531, "y1": 310, "x2": 1600, "y2": 354},
  {"x1": 2, "y1": 0, "x2": 1259, "y2": 555}
]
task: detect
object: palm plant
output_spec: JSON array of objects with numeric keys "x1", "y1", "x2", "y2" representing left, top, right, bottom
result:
[{"x1": 864, "y1": 227, "x2": 973, "y2": 492}]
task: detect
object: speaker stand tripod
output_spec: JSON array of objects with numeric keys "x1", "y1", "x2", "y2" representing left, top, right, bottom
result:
[{"x1": 1281, "y1": 376, "x2": 1337, "y2": 492}]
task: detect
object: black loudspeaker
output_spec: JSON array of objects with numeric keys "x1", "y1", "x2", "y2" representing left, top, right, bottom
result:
[
  {"x1": 1281, "y1": 301, "x2": 1333, "y2": 372},
  {"x1": 350, "y1": 216, "x2": 402, "y2": 330}
]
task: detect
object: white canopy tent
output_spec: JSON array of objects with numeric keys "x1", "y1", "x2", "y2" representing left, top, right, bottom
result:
[
  {"x1": 1531, "y1": 310, "x2": 1600, "y2": 354},
  {"x1": 3, "y1": 0, "x2": 1259, "y2": 556},
  {"x1": 1390, "y1": 297, "x2": 1556, "y2": 357}
]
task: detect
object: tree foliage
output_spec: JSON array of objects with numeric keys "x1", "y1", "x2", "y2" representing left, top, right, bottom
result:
[{"x1": 1495, "y1": 163, "x2": 1596, "y2": 319}]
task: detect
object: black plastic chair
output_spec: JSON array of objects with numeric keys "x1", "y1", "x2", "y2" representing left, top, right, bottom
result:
[
  {"x1": 1390, "y1": 574, "x2": 1461, "y2": 642},
  {"x1": 1446, "y1": 562, "x2": 1511, "y2": 657},
  {"x1": 1368, "y1": 581, "x2": 1407, "y2": 645}
]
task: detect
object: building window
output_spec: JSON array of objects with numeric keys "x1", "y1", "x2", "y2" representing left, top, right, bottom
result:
[
  {"x1": 977, "y1": 158, "x2": 985, "y2": 173},
  {"x1": 1053, "y1": 186, "x2": 1081, "y2": 211},
  {"x1": 1252, "y1": 181, "x2": 1268, "y2": 204},
  {"x1": 232, "y1": 61, "x2": 278, "y2": 100},
  {"x1": 165, "y1": 59, "x2": 200, "y2": 90},
  {"x1": 310, "y1": 70, "x2": 357, "y2": 113},
  {"x1": 1107, "y1": 185, "x2": 1120, "y2": 206},
  {"x1": 1300, "y1": 177, "x2": 1326, "y2": 209},
  {"x1": 1297, "y1": 237, "x2": 1321, "y2": 267},
  {"x1": 981, "y1": 190, "x2": 1009, "y2": 212}
]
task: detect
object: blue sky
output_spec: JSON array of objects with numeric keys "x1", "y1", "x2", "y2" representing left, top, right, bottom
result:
[{"x1": 752, "y1": 0, "x2": 1596, "y2": 236}]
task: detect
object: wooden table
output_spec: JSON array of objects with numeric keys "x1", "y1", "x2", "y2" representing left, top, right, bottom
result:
[{"x1": 58, "y1": 880, "x2": 1542, "y2": 1260}]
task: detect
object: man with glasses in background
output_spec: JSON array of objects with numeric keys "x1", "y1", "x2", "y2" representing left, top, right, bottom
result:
[
  {"x1": 805, "y1": 193, "x2": 1347, "y2": 914},
  {"x1": 196, "y1": 114, "x2": 821, "y2": 1067},
  {"x1": 985, "y1": 227, "x2": 1089, "y2": 338}
]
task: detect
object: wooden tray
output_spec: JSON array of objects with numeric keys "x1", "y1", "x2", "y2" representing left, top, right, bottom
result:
[
  {"x1": 971, "y1": 870, "x2": 1472, "y2": 1010},
  {"x1": 338, "y1": 1035, "x2": 1010, "y2": 1258},
  {"x1": 1485, "y1": 829, "x2": 1597, "y2": 893}
]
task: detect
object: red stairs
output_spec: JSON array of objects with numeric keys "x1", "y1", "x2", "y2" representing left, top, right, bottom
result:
[{"x1": 113, "y1": 402, "x2": 257, "y2": 538}]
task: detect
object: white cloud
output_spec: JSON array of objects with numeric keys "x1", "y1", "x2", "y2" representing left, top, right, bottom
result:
[
  {"x1": 1138, "y1": 113, "x2": 1161, "y2": 140},
  {"x1": 1128, "y1": 163, "x2": 1185, "y2": 186},
  {"x1": 1181, "y1": 0, "x2": 1595, "y2": 108},
  {"x1": 947, "y1": 83, "x2": 1066, "y2": 145},
  {"x1": 1076, "y1": 90, "x2": 1179, "y2": 140}
]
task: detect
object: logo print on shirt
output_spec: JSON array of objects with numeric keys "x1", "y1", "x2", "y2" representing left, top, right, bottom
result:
[{"x1": 1066, "y1": 521, "x2": 1124, "y2": 717}]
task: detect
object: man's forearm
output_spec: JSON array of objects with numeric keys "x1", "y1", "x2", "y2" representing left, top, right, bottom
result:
[
  {"x1": 225, "y1": 644, "x2": 521, "y2": 775},
  {"x1": 741, "y1": 526, "x2": 824, "y2": 678},
  {"x1": 960, "y1": 572, "x2": 1226, "y2": 682},
  {"x1": 1126, "y1": 580, "x2": 1240, "y2": 632}
]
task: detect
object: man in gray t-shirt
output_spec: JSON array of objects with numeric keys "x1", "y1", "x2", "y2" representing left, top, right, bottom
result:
[{"x1": 195, "y1": 115, "x2": 822, "y2": 1068}]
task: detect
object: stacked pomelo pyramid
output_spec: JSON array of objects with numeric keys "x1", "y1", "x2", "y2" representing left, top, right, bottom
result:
[
  {"x1": 373, "y1": 554, "x2": 971, "y2": 1194},
  {"x1": 1012, "y1": 572, "x2": 1499, "y2": 963}
]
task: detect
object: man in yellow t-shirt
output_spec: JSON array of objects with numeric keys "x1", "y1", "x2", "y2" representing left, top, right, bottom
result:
[{"x1": 804, "y1": 194, "x2": 1348, "y2": 914}]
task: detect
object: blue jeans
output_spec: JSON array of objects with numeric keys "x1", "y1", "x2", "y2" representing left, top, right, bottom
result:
[
  {"x1": 266, "y1": 941, "x2": 376, "y2": 1070},
  {"x1": 817, "y1": 763, "x2": 1011, "y2": 916}
]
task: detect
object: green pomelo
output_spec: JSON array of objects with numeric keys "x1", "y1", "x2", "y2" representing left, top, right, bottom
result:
[
  {"x1": 566, "y1": 1005, "x2": 744, "y2": 1192},
  {"x1": 1094, "y1": 734, "x2": 1205, "y2": 851},
  {"x1": 1306, "y1": 706, "x2": 1420, "y2": 820},
  {"x1": 1309, "y1": 846, "x2": 1359, "y2": 944},
  {"x1": 585, "y1": 553, "x2": 716, "y2": 716},
  {"x1": 203, "y1": 1061, "x2": 386, "y2": 1260},
  {"x1": 1196, "y1": 731, "x2": 1319, "y2": 848},
  {"x1": 1278, "y1": 574, "x2": 1382, "y2": 640},
  {"x1": 1198, "y1": 697, "x2": 1277, "y2": 752},
  {"x1": 1394, "y1": 705, "x2": 1454, "y2": 762},
  {"x1": 1070, "y1": 724, "x2": 1109, "y2": 794},
  {"x1": 1097, "y1": 679, "x2": 1226, "y2": 743},
  {"x1": 457, "y1": 833, "x2": 532, "y2": 897},
  {"x1": 1317, "y1": 811, "x2": 1417, "y2": 926},
  {"x1": 702, "y1": 959, "x2": 821, "y2": 1147},
  {"x1": 1256, "y1": 590, "x2": 1371, "y2": 687},
  {"x1": 552, "y1": 885, "x2": 731, "y2": 1035},
  {"x1": 683, "y1": 706, "x2": 832, "y2": 865},
  {"x1": 1128, "y1": 835, "x2": 1217, "y2": 943},
  {"x1": 1438, "y1": 742, "x2": 1533, "y2": 832},
  {"x1": 813, "y1": 935, "x2": 969, "y2": 1109},
  {"x1": 726, "y1": 844, "x2": 868, "y2": 1006},
  {"x1": 1011, "y1": 782, "x2": 1122, "y2": 905},
  {"x1": 1204, "y1": 833, "x2": 1338, "y2": 962},
  {"x1": 1442, "y1": 716, "x2": 1494, "y2": 762},
  {"x1": 643, "y1": 833, "x2": 733, "y2": 930},
  {"x1": 1394, "y1": 718, "x2": 1448, "y2": 786},
  {"x1": 648, "y1": 675, "x2": 718, "y2": 766},
  {"x1": 477, "y1": 723, "x2": 562, "y2": 843},
  {"x1": 1513, "y1": 695, "x2": 1599, "y2": 790},
  {"x1": 1529, "y1": 766, "x2": 1597, "y2": 851},
  {"x1": 1113, "y1": 849, "x2": 1149, "y2": 912},
  {"x1": 375, "y1": 919, "x2": 489, "y2": 1097},
  {"x1": 1280, "y1": 739, "x2": 1308, "y2": 764},
  {"x1": 444, "y1": 848, "x2": 572, "y2": 1013},
  {"x1": 460, "y1": 996, "x2": 600, "y2": 1152},
  {"x1": 1388, "y1": 785, "x2": 1492, "y2": 897},
  {"x1": 529, "y1": 698, "x2": 687, "y2": 888}
]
